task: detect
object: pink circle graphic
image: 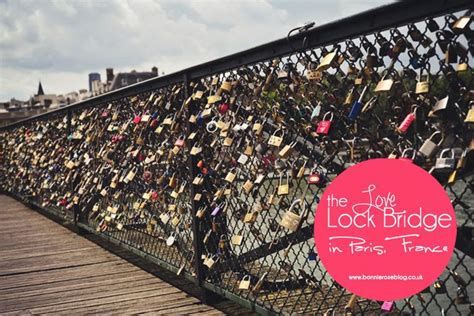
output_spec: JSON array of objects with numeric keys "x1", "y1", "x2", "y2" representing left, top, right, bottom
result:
[{"x1": 314, "y1": 159, "x2": 456, "y2": 301}]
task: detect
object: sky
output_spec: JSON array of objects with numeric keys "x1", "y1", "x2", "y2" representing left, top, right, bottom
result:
[{"x1": 0, "y1": 0, "x2": 394, "y2": 102}]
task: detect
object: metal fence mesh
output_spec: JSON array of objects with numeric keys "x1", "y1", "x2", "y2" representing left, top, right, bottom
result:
[{"x1": 0, "y1": 5, "x2": 472, "y2": 315}]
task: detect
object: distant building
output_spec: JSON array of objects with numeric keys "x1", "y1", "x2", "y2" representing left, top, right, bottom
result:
[
  {"x1": 91, "y1": 80, "x2": 107, "y2": 96},
  {"x1": 88, "y1": 73, "x2": 101, "y2": 92},
  {"x1": 108, "y1": 66, "x2": 158, "y2": 91},
  {"x1": 30, "y1": 81, "x2": 59, "y2": 109}
]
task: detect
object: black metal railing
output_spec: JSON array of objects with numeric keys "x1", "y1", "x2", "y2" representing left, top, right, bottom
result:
[{"x1": 0, "y1": 0, "x2": 472, "y2": 314}]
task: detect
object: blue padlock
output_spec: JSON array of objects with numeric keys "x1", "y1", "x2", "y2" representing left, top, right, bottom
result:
[
  {"x1": 348, "y1": 85, "x2": 368, "y2": 120},
  {"x1": 408, "y1": 49, "x2": 423, "y2": 69}
]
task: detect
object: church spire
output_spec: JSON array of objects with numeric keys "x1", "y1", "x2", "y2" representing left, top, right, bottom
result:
[{"x1": 37, "y1": 81, "x2": 44, "y2": 96}]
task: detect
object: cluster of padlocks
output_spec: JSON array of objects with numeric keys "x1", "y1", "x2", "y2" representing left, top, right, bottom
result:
[{"x1": 0, "y1": 7, "x2": 472, "y2": 316}]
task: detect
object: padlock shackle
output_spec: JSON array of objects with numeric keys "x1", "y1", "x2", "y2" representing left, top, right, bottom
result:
[
  {"x1": 322, "y1": 111, "x2": 334, "y2": 121},
  {"x1": 439, "y1": 148, "x2": 454, "y2": 158}
]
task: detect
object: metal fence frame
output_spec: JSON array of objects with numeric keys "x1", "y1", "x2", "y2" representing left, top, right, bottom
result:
[{"x1": 1, "y1": 0, "x2": 472, "y2": 314}]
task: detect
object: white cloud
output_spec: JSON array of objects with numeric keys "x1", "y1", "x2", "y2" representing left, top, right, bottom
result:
[{"x1": 0, "y1": 0, "x2": 393, "y2": 101}]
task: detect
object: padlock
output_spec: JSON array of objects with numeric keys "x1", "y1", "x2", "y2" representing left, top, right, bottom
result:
[
  {"x1": 166, "y1": 233, "x2": 176, "y2": 246},
  {"x1": 418, "y1": 130, "x2": 444, "y2": 160},
  {"x1": 408, "y1": 49, "x2": 423, "y2": 69},
  {"x1": 307, "y1": 171, "x2": 321, "y2": 184},
  {"x1": 399, "y1": 148, "x2": 416, "y2": 163},
  {"x1": 203, "y1": 229, "x2": 212, "y2": 244},
  {"x1": 381, "y1": 301, "x2": 394, "y2": 312},
  {"x1": 223, "y1": 134, "x2": 234, "y2": 146},
  {"x1": 196, "y1": 206, "x2": 206, "y2": 218},
  {"x1": 268, "y1": 129, "x2": 284, "y2": 147},
  {"x1": 445, "y1": 43, "x2": 458, "y2": 64},
  {"x1": 277, "y1": 171, "x2": 290, "y2": 196},
  {"x1": 192, "y1": 174, "x2": 204, "y2": 185},
  {"x1": 434, "y1": 280, "x2": 447, "y2": 294},
  {"x1": 125, "y1": 167, "x2": 137, "y2": 183},
  {"x1": 243, "y1": 209, "x2": 258, "y2": 223},
  {"x1": 231, "y1": 234, "x2": 243, "y2": 246},
  {"x1": 435, "y1": 149, "x2": 456, "y2": 171},
  {"x1": 280, "y1": 199, "x2": 307, "y2": 232},
  {"x1": 239, "y1": 275, "x2": 251, "y2": 290},
  {"x1": 455, "y1": 286, "x2": 469, "y2": 305},
  {"x1": 416, "y1": 66, "x2": 430, "y2": 94},
  {"x1": 218, "y1": 234, "x2": 226, "y2": 249},
  {"x1": 316, "y1": 112, "x2": 334, "y2": 135},
  {"x1": 431, "y1": 96, "x2": 449, "y2": 115},
  {"x1": 456, "y1": 56, "x2": 469, "y2": 72},
  {"x1": 316, "y1": 50, "x2": 338, "y2": 71},
  {"x1": 296, "y1": 159, "x2": 308, "y2": 178},
  {"x1": 132, "y1": 114, "x2": 141, "y2": 124},
  {"x1": 174, "y1": 135, "x2": 185, "y2": 147},
  {"x1": 426, "y1": 17, "x2": 439, "y2": 32},
  {"x1": 397, "y1": 106, "x2": 418, "y2": 134},
  {"x1": 203, "y1": 254, "x2": 218, "y2": 269},
  {"x1": 308, "y1": 250, "x2": 317, "y2": 261},
  {"x1": 190, "y1": 143, "x2": 202, "y2": 156},
  {"x1": 253, "y1": 120, "x2": 264, "y2": 136},
  {"x1": 374, "y1": 70, "x2": 394, "y2": 92},
  {"x1": 345, "y1": 294, "x2": 357, "y2": 312},
  {"x1": 348, "y1": 85, "x2": 368, "y2": 120},
  {"x1": 211, "y1": 201, "x2": 226, "y2": 216},
  {"x1": 464, "y1": 107, "x2": 474, "y2": 124},
  {"x1": 242, "y1": 180, "x2": 254, "y2": 194},
  {"x1": 278, "y1": 141, "x2": 297, "y2": 159},
  {"x1": 310, "y1": 101, "x2": 322, "y2": 122},
  {"x1": 244, "y1": 143, "x2": 254, "y2": 156},
  {"x1": 453, "y1": 14, "x2": 471, "y2": 31},
  {"x1": 237, "y1": 153, "x2": 249, "y2": 165},
  {"x1": 225, "y1": 169, "x2": 237, "y2": 183},
  {"x1": 169, "y1": 172, "x2": 177, "y2": 188}
]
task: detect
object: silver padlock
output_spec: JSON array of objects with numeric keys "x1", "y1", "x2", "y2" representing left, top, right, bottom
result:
[
  {"x1": 419, "y1": 131, "x2": 444, "y2": 158},
  {"x1": 435, "y1": 149, "x2": 456, "y2": 171}
]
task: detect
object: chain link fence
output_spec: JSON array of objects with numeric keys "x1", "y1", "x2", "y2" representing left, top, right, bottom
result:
[{"x1": 0, "y1": 1, "x2": 472, "y2": 314}]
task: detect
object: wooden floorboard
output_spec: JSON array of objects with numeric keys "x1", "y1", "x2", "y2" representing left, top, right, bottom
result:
[{"x1": 0, "y1": 195, "x2": 223, "y2": 315}]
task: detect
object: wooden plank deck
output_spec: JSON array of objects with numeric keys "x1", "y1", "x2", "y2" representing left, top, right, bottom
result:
[{"x1": 0, "y1": 195, "x2": 223, "y2": 315}]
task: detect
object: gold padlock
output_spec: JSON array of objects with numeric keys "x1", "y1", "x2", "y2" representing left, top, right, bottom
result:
[
  {"x1": 238, "y1": 275, "x2": 251, "y2": 290},
  {"x1": 231, "y1": 234, "x2": 243, "y2": 246},
  {"x1": 277, "y1": 172, "x2": 290, "y2": 196},
  {"x1": 242, "y1": 180, "x2": 254, "y2": 194},
  {"x1": 280, "y1": 199, "x2": 306, "y2": 232},
  {"x1": 268, "y1": 129, "x2": 284, "y2": 147},
  {"x1": 243, "y1": 209, "x2": 258, "y2": 223},
  {"x1": 464, "y1": 107, "x2": 474, "y2": 123}
]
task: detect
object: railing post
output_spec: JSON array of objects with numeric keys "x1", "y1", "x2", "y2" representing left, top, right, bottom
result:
[
  {"x1": 66, "y1": 109, "x2": 78, "y2": 224},
  {"x1": 184, "y1": 73, "x2": 222, "y2": 303},
  {"x1": 184, "y1": 73, "x2": 204, "y2": 283}
]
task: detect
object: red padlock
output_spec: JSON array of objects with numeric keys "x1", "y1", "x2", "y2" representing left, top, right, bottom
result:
[
  {"x1": 316, "y1": 112, "x2": 334, "y2": 135},
  {"x1": 101, "y1": 111, "x2": 109, "y2": 118},
  {"x1": 397, "y1": 106, "x2": 418, "y2": 133},
  {"x1": 151, "y1": 191, "x2": 159, "y2": 201},
  {"x1": 150, "y1": 119, "x2": 159, "y2": 129},
  {"x1": 218, "y1": 103, "x2": 229, "y2": 114},
  {"x1": 143, "y1": 170, "x2": 152, "y2": 182},
  {"x1": 307, "y1": 172, "x2": 321, "y2": 184},
  {"x1": 133, "y1": 115, "x2": 141, "y2": 124},
  {"x1": 197, "y1": 160, "x2": 204, "y2": 169}
]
